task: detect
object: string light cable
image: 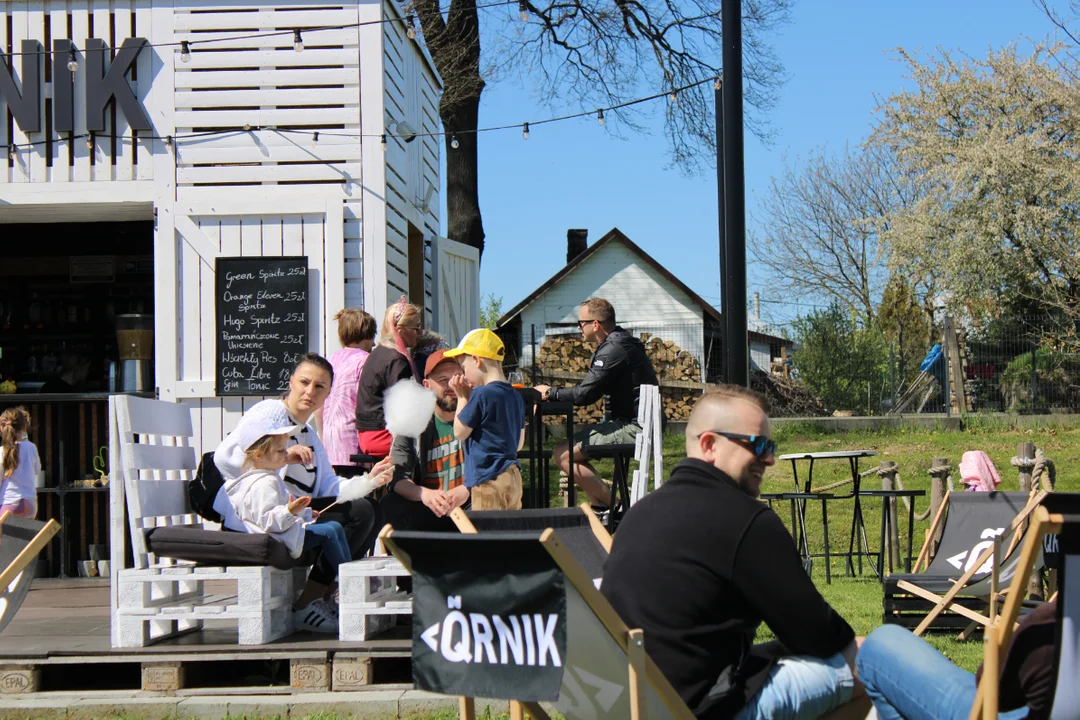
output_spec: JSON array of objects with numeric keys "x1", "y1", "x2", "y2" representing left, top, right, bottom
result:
[{"x1": 3, "y1": 75, "x2": 718, "y2": 155}]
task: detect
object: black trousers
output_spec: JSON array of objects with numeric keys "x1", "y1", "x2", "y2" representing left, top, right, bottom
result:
[{"x1": 307, "y1": 496, "x2": 381, "y2": 584}]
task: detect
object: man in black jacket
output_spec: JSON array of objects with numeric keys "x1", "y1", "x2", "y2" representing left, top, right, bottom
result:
[
  {"x1": 601, "y1": 386, "x2": 864, "y2": 720},
  {"x1": 534, "y1": 298, "x2": 658, "y2": 506}
]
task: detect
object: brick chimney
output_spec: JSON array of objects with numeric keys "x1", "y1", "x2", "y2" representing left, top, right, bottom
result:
[{"x1": 567, "y1": 229, "x2": 588, "y2": 265}]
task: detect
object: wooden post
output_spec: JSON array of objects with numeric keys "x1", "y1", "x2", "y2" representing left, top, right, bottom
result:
[
  {"x1": 628, "y1": 628, "x2": 647, "y2": 720},
  {"x1": 1017, "y1": 442, "x2": 1035, "y2": 492},
  {"x1": 879, "y1": 461, "x2": 901, "y2": 570},
  {"x1": 510, "y1": 701, "x2": 525, "y2": 720},
  {"x1": 929, "y1": 458, "x2": 950, "y2": 550},
  {"x1": 459, "y1": 696, "x2": 476, "y2": 720}
]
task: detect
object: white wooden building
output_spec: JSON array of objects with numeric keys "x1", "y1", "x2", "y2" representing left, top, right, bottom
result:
[
  {"x1": 496, "y1": 228, "x2": 791, "y2": 382},
  {"x1": 0, "y1": 0, "x2": 478, "y2": 458}
]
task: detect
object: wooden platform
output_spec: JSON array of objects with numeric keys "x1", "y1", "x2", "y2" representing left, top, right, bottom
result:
[{"x1": 0, "y1": 580, "x2": 413, "y2": 695}]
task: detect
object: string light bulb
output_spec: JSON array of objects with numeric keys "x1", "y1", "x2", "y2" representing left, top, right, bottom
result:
[
  {"x1": 713, "y1": 77, "x2": 720, "y2": 90},
  {"x1": 522, "y1": 122, "x2": 529, "y2": 140},
  {"x1": 597, "y1": 109, "x2": 605, "y2": 127},
  {"x1": 165, "y1": 135, "x2": 173, "y2": 149},
  {"x1": 380, "y1": 134, "x2": 387, "y2": 152},
  {"x1": 180, "y1": 41, "x2": 191, "y2": 63},
  {"x1": 87, "y1": 133, "x2": 95, "y2": 150},
  {"x1": 518, "y1": 0, "x2": 528, "y2": 21},
  {"x1": 406, "y1": 15, "x2": 417, "y2": 40},
  {"x1": 669, "y1": 89, "x2": 678, "y2": 102},
  {"x1": 293, "y1": 29, "x2": 304, "y2": 53},
  {"x1": 7, "y1": 145, "x2": 14, "y2": 160},
  {"x1": 311, "y1": 131, "x2": 319, "y2": 148},
  {"x1": 450, "y1": 135, "x2": 459, "y2": 149},
  {"x1": 67, "y1": 48, "x2": 78, "y2": 72}
]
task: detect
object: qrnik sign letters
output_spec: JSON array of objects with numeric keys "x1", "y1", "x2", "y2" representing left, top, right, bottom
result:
[{"x1": 0, "y1": 39, "x2": 152, "y2": 134}]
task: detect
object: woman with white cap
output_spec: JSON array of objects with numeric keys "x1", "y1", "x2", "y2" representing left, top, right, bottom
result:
[{"x1": 213, "y1": 352, "x2": 394, "y2": 633}]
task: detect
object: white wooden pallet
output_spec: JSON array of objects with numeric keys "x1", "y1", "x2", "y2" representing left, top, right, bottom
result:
[{"x1": 338, "y1": 557, "x2": 412, "y2": 641}]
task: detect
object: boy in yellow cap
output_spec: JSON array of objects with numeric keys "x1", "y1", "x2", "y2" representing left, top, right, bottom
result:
[{"x1": 445, "y1": 329, "x2": 526, "y2": 510}]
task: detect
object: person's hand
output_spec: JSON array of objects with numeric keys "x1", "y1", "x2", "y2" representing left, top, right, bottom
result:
[
  {"x1": 534, "y1": 384, "x2": 551, "y2": 400},
  {"x1": 447, "y1": 484, "x2": 471, "y2": 510},
  {"x1": 287, "y1": 495, "x2": 312, "y2": 515},
  {"x1": 310, "y1": 509, "x2": 321, "y2": 519},
  {"x1": 420, "y1": 487, "x2": 452, "y2": 517},
  {"x1": 368, "y1": 456, "x2": 395, "y2": 487},
  {"x1": 448, "y1": 375, "x2": 472, "y2": 400},
  {"x1": 286, "y1": 445, "x2": 315, "y2": 466}
]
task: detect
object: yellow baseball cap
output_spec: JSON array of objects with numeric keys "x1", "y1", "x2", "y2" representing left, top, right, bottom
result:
[{"x1": 443, "y1": 328, "x2": 506, "y2": 361}]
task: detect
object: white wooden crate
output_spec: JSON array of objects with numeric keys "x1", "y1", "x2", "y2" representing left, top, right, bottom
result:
[{"x1": 338, "y1": 557, "x2": 412, "y2": 641}]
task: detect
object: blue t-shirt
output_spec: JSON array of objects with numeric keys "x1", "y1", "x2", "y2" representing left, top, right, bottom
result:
[{"x1": 456, "y1": 381, "x2": 526, "y2": 487}]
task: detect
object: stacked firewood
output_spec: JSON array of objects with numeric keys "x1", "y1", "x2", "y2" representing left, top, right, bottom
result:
[{"x1": 535, "y1": 332, "x2": 702, "y2": 423}]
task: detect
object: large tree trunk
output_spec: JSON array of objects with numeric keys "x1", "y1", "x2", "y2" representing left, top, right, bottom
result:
[
  {"x1": 441, "y1": 94, "x2": 485, "y2": 259},
  {"x1": 414, "y1": 0, "x2": 486, "y2": 260}
]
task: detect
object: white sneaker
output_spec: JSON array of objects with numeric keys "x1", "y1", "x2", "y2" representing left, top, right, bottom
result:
[
  {"x1": 294, "y1": 600, "x2": 338, "y2": 633},
  {"x1": 313, "y1": 597, "x2": 339, "y2": 619}
]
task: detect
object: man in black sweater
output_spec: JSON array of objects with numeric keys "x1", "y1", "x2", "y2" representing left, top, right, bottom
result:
[
  {"x1": 533, "y1": 297, "x2": 659, "y2": 506},
  {"x1": 602, "y1": 386, "x2": 864, "y2": 720}
]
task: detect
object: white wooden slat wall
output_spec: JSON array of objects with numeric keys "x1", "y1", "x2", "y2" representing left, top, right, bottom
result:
[
  {"x1": 0, "y1": 0, "x2": 153, "y2": 184},
  {"x1": 172, "y1": 2, "x2": 362, "y2": 190}
]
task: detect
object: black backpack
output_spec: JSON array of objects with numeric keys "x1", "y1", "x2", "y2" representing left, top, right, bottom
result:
[{"x1": 189, "y1": 451, "x2": 225, "y2": 524}]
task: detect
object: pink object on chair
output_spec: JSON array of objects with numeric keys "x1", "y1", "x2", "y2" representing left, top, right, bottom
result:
[{"x1": 959, "y1": 450, "x2": 1002, "y2": 492}]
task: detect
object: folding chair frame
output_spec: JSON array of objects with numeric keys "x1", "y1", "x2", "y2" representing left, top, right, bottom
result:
[
  {"x1": 968, "y1": 505, "x2": 1064, "y2": 720},
  {"x1": 0, "y1": 513, "x2": 61, "y2": 592},
  {"x1": 449, "y1": 502, "x2": 614, "y2": 553},
  {"x1": 380, "y1": 524, "x2": 695, "y2": 720},
  {"x1": 908, "y1": 490, "x2": 1047, "y2": 637}
]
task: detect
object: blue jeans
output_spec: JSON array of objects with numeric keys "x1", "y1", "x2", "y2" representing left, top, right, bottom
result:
[
  {"x1": 734, "y1": 650, "x2": 855, "y2": 720},
  {"x1": 303, "y1": 521, "x2": 351, "y2": 581},
  {"x1": 857, "y1": 624, "x2": 1028, "y2": 720}
]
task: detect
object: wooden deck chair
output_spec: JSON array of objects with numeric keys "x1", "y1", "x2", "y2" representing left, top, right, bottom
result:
[
  {"x1": 969, "y1": 494, "x2": 1080, "y2": 719},
  {"x1": 381, "y1": 525, "x2": 695, "y2": 720},
  {"x1": 881, "y1": 491, "x2": 1046, "y2": 635},
  {"x1": 0, "y1": 513, "x2": 60, "y2": 635},
  {"x1": 450, "y1": 504, "x2": 612, "y2": 585}
]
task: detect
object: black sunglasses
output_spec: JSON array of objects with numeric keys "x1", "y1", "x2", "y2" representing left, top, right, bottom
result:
[
  {"x1": 698, "y1": 430, "x2": 776, "y2": 458},
  {"x1": 576, "y1": 318, "x2": 598, "y2": 328}
]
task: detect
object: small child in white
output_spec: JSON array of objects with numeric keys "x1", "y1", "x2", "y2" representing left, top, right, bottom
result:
[{"x1": 223, "y1": 420, "x2": 351, "y2": 633}]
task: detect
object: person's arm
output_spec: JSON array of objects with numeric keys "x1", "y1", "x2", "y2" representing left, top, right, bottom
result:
[
  {"x1": 388, "y1": 434, "x2": 420, "y2": 494},
  {"x1": 518, "y1": 428, "x2": 526, "y2": 452},
  {"x1": 734, "y1": 509, "x2": 855, "y2": 658},
  {"x1": 451, "y1": 377, "x2": 478, "y2": 441},
  {"x1": 551, "y1": 345, "x2": 626, "y2": 406},
  {"x1": 311, "y1": 407, "x2": 323, "y2": 437},
  {"x1": 244, "y1": 479, "x2": 301, "y2": 533}
]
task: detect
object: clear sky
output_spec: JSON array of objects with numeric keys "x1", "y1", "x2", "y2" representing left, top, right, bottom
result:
[{"x1": 455, "y1": 0, "x2": 1062, "y2": 330}]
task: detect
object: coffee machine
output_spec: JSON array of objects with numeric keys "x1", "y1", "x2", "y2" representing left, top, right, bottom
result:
[{"x1": 115, "y1": 314, "x2": 154, "y2": 392}]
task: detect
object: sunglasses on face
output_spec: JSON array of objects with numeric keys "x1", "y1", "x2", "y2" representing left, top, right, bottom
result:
[
  {"x1": 576, "y1": 319, "x2": 597, "y2": 328},
  {"x1": 698, "y1": 430, "x2": 776, "y2": 458}
]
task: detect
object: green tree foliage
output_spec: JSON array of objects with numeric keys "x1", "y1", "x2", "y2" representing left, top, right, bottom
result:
[
  {"x1": 877, "y1": 276, "x2": 934, "y2": 388},
  {"x1": 480, "y1": 293, "x2": 504, "y2": 329},
  {"x1": 792, "y1": 303, "x2": 888, "y2": 413}
]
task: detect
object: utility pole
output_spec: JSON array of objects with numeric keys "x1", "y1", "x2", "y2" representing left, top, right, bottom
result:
[{"x1": 721, "y1": 0, "x2": 748, "y2": 387}]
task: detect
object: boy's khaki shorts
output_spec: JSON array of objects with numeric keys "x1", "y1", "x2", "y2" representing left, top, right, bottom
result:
[{"x1": 471, "y1": 465, "x2": 523, "y2": 511}]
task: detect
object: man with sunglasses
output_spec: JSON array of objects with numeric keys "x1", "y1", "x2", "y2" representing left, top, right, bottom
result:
[
  {"x1": 533, "y1": 297, "x2": 658, "y2": 507},
  {"x1": 602, "y1": 386, "x2": 865, "y2": 720}
]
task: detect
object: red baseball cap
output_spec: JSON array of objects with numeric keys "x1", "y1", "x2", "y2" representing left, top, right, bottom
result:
[{"x1": 424, "y1": 349, "x2": 459, "y2": 378}]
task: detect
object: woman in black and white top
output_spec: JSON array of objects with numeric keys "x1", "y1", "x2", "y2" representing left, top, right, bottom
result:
[{"x1": 213, "y1": 353, "x2": 394, "y2": 633}]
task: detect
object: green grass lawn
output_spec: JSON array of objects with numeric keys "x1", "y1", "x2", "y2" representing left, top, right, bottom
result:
[{"x1": 522, "y1": 414, "x2": 1080, "y2": 673}]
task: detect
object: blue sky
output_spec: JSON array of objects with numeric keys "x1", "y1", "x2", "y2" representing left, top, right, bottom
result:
[{"x1": 455, "y1": 0, "x2": 1062, "y2": 330}]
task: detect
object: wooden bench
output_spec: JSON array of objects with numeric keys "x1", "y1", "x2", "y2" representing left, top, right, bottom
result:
[{"x1": 109, "y1": 395, "x2": 298, "y2": 647}]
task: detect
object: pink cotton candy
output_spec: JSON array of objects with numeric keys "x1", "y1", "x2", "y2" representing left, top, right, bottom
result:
[{"x1": 959, "y1": 450, "x2": 1002, "y2": 492}]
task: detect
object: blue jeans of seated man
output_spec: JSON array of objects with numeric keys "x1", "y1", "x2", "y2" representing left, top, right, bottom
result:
[
  {"x1": 734, "y1": 650, "x2": 854, "y2": 720},
  {"x1": 303, "y1": 521, "x2": 351, "y2": 581},
  {"x1": 857, "y1": 624, "x2": 1028, "y2": 720}
]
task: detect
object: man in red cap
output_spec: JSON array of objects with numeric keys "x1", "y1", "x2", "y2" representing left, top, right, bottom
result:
[{"x1": 379, "y1": 349, "x2": 470, "y2": 532}]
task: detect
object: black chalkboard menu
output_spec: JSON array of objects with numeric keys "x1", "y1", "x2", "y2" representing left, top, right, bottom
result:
[{"x1": 215, "y1": 256, "x2": 309, "y2": 397}]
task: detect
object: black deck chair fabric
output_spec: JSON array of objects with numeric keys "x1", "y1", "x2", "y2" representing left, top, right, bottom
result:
[
  {"x1": 885, "y1": 492, "x2": 1041, "y2": 628},
  {"x1": 464, "y1": 508, "x2": 609, "y2": 583},
  {"x1": 0, "y1": 517, "x2": 52, "y2": 634},
  {"x1": 1049, "y1": 517, "x2": 1080, "y2": 719}
]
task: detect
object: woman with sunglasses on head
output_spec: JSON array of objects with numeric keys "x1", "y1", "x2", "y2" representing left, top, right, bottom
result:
[{"x1": 355, "y1": 297, "x2": 445, "y2": 458}]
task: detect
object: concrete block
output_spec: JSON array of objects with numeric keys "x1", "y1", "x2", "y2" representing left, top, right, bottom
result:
[
  {"x1": 398, "y1": 689, "x2": 458, "y2": 717},
  {"x1": 224, "y1": 698, "x2": 287, "y2": 719},
  {"x1": 288, "y1": 690, "x2": 403, "y2": 719},
  {"x1": 0, "y1": 667, "x2": 40, "y2": 694},
  {"x1": 0, "y1": 696, "x2": 72, "y2": 720},
  {"x1": 69, "y1": 696, "x2": 180, "y2": 720},
  {"x1": 142, "y1": 662, "x2": 184, "y2": 693},
  {"x1": 290, "y1": 658, "x2": 330, "y2": 692},
  {"x1": 331, "y1": 655, "x2": 371, "y2": 691},
  {"x1": 176, "y1": 696, "x2": 230, "y2": 720}
]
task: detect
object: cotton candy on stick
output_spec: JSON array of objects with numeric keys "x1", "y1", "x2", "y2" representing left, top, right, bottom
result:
[{"x1": 323, "y1": 380, "x2": 436, "y2": 511}]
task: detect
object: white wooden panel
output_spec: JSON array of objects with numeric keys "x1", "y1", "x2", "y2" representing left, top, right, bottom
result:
[
  {"x1": 9, "y1": 3, "x2": 30, "y2": 183},
  {"x1": 179, "y1": 241, "x2": 202, "y2": 381},
  {"x1": 174, "y1": 107, "x2": 360, "y2": 129},
  {"x1": 91, "y1": 0, "x2": 112, "y2": 182},
  {"x1": 174, "y1": 67, "x2": 356, "y2": 89},
  {"x1": 241, "y1": 214, "x2": 260, "y2": 257},
  {"x1": 175, "y1": 28, "x2": 357, "y2": 50},
  {"x1": 261, "y1": 215, "x2": 282, "y2": 255},
  {"x1": 135, "y1": 0, "x2": 154, "y2": 180},
  {"x1": 176, "y1": 162, "x2": 360, "y2": 185},
  {"x1": 172, "y1": 9, "x2": 358, "y2": 31},
  {"x1": 48, "y1": 1, "x2": 70, "y2": 182},
  {"x1": 179, "y1": 48, "x2": 358, "y2": 70},
  {"x1": 26, "y1": 1, "x2": 46, "y2": 184},
  {"x1": 177, "y1": 143, "x2": 359, "y2": 166},
  {"x1": 282, "y1": 215, "x2": 303, "y2": 257},
  {"x1": 199, "y1": 402, "x2": 223, "y2": 466},
  {"x1": 324, "y1": 200, "x2": 345, "y2": 354},
  {"x1": 71, "y1": 8, "x2": 90, "y2": 182},
  {"x1": 176, "y1": 131, "x2": 357, "y2": 153},
  {"x1": 114, "y1": 3, "x2": 134, "y2": 182},
  {"x1": 0, "y1": 15, "x2": 7, "y2": 168},
  {"x1": 175, "y1": 87, "x2": 356, "y2": 109},
  {"x1": 303, "y1": 212, "x2": 325, "y2": 352}
]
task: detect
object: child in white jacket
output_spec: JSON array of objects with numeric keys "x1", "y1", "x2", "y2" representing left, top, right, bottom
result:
[{"x1": 224, "y1": 420, "x2": 351, "y2": 633}]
